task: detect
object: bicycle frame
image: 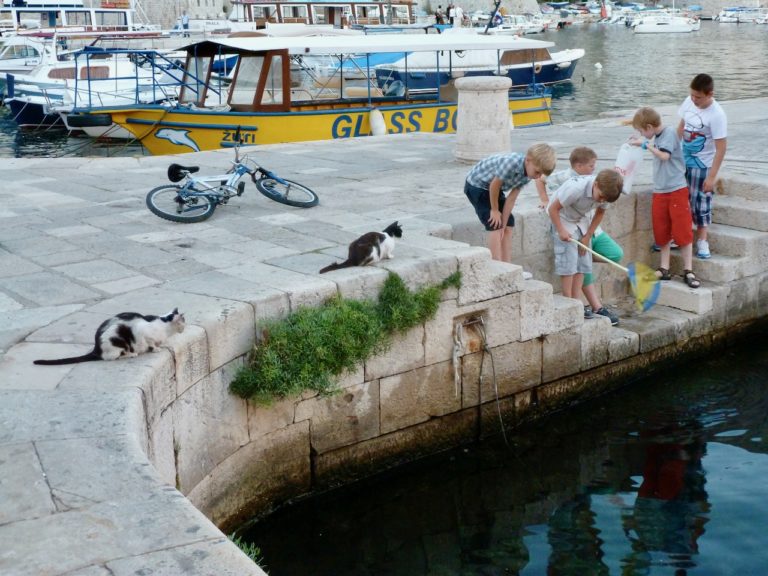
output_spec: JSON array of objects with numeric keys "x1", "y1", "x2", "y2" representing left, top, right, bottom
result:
[{"x1": 180, "y1": 160, "x2": 253, "y2": 203}]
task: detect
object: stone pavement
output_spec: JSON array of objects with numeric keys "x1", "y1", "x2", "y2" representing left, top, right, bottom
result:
[{"x1": 0, "y1": 98, "x2": 766, "y2": 575}]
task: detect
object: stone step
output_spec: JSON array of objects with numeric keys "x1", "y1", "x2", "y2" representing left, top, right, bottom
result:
[
  {"x1": 714, "y1": 195, "x2": 768, "y2": 232},
  {"x1": 654, "y1": 278, "x2": 713, "y2": 315},
  {"x1": 548, "y1": 294, "x2": 584, "y2": 333},
  {"x1": 707, "y1": 223, "x2": 768, "y2": 258},
  {"x1": 655, "y1": 251, "x2": 748, "y2": 284},
  {"x1": 717, "y1": 177, "x2": 768, "y2": 203}
]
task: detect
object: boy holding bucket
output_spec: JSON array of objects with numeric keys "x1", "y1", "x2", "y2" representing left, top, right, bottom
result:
[{"x1": 630, "y1": 107, "x2": 700, "y2": 289}]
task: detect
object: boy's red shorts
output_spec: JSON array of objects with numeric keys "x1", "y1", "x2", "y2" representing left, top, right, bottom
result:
[{"x1": 652, "y1": 187, "x2": 694, "y2": 247}]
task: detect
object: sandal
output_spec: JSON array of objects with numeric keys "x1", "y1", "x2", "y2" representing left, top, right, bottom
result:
[
  {"x1": 683, "y1": 270, "x2": 701, "y2": 289},
  {"x1": 655, "y1": 267, "x2": 672, "y2": 281}
]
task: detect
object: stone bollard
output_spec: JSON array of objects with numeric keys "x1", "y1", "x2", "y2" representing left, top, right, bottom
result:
[{"x1": 454, "y1": 76, "x2": 513, "y2": 163}]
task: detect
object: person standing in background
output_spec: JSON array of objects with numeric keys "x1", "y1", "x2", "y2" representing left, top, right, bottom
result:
[
  {"x1": 181, "y1": 10, "x2": 190, "y2": 37},
  {"x1": 454, "y1": 4, "x2": 464, "y2": 26}
]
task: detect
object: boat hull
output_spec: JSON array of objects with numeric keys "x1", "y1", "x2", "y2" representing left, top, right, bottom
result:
[
  {"x1": 376, "y1": 60, "x2": 579, "y2": 92},
  {"x1": 633, "y1": 16, "x2": 701, "y2": 33},
  {"x1": 74, "y1": 96, "x2": 552, "y2": 155}
]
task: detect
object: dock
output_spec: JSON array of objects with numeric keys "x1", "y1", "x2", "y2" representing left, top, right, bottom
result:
[{"x1": 1, "y1": 97, "x2": 766, "y2": 575}]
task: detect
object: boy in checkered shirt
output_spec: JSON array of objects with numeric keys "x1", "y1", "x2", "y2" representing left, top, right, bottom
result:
[{"x1": 464, "y1": 143, "x2": 556, "y2": 263}]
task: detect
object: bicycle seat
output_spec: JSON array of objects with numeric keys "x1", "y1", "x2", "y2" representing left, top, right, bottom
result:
[{"x1": 167, "y1": 163, "x2": 200, "y2": 183}]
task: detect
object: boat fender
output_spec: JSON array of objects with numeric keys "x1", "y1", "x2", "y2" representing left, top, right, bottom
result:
[
  {"x1": 556, "y1": 60, "x2": 571, "y2": 69},
  {"x1": 369, "y1": 108, "x2": 387, "y2": 136}
]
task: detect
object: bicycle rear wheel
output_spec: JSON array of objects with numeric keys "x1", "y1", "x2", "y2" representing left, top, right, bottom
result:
[
  {"x1": 146, "y1": 185, "x2": 217, "y2": 223},
  {"x1": 255, "y1": 177, "x2": 319, "y2": 208}
]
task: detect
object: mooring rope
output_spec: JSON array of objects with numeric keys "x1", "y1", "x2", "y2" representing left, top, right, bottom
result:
[{"x1": 475, "y1": 317, "x2": 510, "y2": 447}]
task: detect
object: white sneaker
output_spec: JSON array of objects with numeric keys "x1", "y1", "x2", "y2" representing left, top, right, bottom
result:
[
  {"x1": 522, "y1": 271, "x2": 533, "y2": 280},
  {"x1": 696, "y1": 240, "x2": 711, "y2": 259}
]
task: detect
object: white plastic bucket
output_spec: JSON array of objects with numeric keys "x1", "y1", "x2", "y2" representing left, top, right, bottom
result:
[{"x1": 614, "y1": 142, "x2": 644, "y2": 194}]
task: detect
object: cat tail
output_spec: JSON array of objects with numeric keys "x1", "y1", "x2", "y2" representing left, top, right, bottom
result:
[
  {"x1": 319, "y1": 260, "x2": 354, "y2": 274},
  {"x1": 34, "y1": 351, "x2": 102, "y2": 365}
]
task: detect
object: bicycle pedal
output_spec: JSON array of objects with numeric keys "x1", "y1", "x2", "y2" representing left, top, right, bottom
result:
[{"x1": 237, "y1": 181, "x2": 246, "y2": 196}]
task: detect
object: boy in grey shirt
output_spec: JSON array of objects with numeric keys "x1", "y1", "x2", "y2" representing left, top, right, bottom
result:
[
  {"x1": 630, "y1": 107, "x2": 700, "y2": 288},
  {"x1": 548, "y1": 169, "x2": 623, "y2": 303}
]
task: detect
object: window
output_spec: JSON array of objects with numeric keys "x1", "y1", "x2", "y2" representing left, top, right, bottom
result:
[
  {"x1": 94, "y1": 10, "x2": 127, "y2": 29},
  {"x1": 65, "y1": 10, "x2": 92, "y2": 27},
  {"x1": 260, "y1": 53, "x2": 284, "y2": 105},
  {"x1": 230, "y1": 54, "x2": 264, "y2": 108},
  {"x1": 180, "y1": 55, "x2": 212, "y2": 105}
]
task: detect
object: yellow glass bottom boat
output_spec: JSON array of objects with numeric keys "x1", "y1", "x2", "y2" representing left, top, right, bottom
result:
[{"x1": 69, "y1": 34, "x2": 556, "y2": 155}]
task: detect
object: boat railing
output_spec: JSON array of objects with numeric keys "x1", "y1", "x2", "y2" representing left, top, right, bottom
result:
[{"x1": 70, "y1": 47, "x2": 226, "y2": 110}]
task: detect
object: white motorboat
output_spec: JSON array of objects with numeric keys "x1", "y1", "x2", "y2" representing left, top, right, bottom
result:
[
  {"x1": 4, "y1": 47, "x2": 176, "y2": 129},
  {"x1": 632, "y1": 12, "x2": 701, "y2": 33},
  {"x1": 485, "y1": 14, "x2": 546, "y2": 35},
  {"x1": 716, "y1": 7, "x2": 768, "y2": 23},
  {"x1": 0, "y1": 34, "x2": 54, "y2": 98}
]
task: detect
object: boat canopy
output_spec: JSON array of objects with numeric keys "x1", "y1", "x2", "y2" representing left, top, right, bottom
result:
[{"x1": 179, "y1": 33, "x2": 554, "y2": 57}]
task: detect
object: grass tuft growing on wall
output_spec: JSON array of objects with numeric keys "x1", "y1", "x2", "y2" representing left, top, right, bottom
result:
[
  {"x1": 229, "y1": 271, "x2": 461, "y2": 403},
  {"x1": 229, "y1": 533, "x2": 263, "y2": 564}
]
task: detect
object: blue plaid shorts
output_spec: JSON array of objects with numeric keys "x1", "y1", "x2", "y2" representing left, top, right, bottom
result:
[{"x1": 686, "y1": 167, "x2": 712, "y2": 227}]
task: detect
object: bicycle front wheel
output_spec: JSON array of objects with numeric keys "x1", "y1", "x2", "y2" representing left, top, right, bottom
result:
[
  {"x1": 146, "y1": 185, "x2": 217, "y2": 223},
  {"x1": 256, "y1": 178, "x2": 319, "y2": 208}
]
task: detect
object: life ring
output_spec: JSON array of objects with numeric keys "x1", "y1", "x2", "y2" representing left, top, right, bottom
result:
[{"x1": 533, "y1": 63, "x2": 542, "y2": 75}]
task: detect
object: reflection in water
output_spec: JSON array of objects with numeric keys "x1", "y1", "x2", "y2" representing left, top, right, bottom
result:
[
  {"x1": 241, "y1": 334, "x2": 768, "y2": 576},
  {"x1": 0, "y1": 106, "x2": 144, "y2": 158},
  {"x1": 624, "y1": 425, "x2": 708, "y2": 572}
]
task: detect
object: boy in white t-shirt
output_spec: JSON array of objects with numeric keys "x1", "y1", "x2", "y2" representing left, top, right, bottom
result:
[{"x1": 677, "y1": 73, "x2": 727, "y2": 259}]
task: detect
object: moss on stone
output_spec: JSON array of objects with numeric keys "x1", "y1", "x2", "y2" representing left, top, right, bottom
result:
[{"x1": 230, "y1": 271, "x2": 461, "y2": 403}]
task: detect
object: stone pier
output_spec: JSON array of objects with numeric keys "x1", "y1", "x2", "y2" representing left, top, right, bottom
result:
[{"x1": 0, "y1": 98, "x2": 766, "y2": 575}]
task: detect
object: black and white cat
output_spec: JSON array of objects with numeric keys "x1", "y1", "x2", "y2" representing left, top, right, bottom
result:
[
  {"x1": 33, "y1": 308, "x2": 186, "y2": 365},
  {"x1": 319, "y1": 221, "x2": 403, "y2": 274}
]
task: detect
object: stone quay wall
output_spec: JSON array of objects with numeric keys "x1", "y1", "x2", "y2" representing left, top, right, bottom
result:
[
  {"x1": 143, "y1": 177, "x2": 768, "y2": 535},
  {"x1": 3, "y1": 96, "x2": 766, "y2": 572}
]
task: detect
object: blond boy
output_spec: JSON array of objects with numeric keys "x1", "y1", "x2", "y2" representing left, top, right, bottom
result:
[
  {"x1": 465, "y1": 143, "x2": 556, "y2": 263},
  {"x1": 631, "y1": 107, "x2": 699, "y2": 288}
]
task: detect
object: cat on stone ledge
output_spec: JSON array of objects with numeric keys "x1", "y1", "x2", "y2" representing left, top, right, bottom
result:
[
  {"x1": 34, "y1": 308, "x2": 186, "y2": 365},
  {"x1": 319, "y1": 221, "x2": 403, "y2": 274}
]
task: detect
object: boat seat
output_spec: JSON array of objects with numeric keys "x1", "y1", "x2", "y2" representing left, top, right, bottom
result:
[
  {"x1": 313, "y1": 76, "x2": 343, "y2": 89},
  {"x1": 343, "y1": 86, "x2": 384, "y2": 98},
  {"x1": 438, "y1": 79, "x2": 459, "y2": 102},
  {"x1": 383, "y1": 80, "x2": 406, "y2": 97}
]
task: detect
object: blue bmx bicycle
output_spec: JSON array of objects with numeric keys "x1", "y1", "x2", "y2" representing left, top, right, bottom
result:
[{"x1": 146, "y1": 129, "x2": 319, "y2": 223}]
